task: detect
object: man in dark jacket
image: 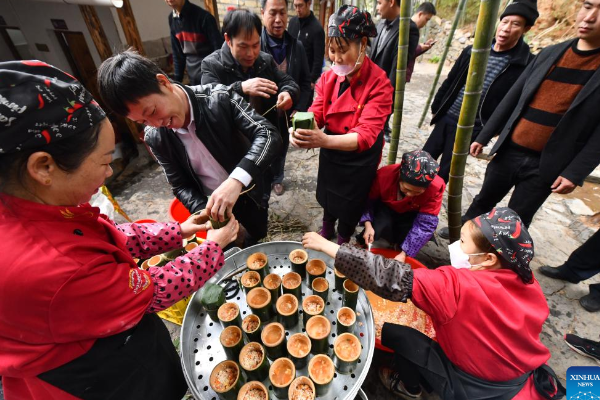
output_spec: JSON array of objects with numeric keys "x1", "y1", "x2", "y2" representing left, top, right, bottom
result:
[
  {"x1": 97, "y1": 51, "x2": 281, "y2": 246},
  {"x1": 372, "y1": 1, "x2": 436, "y2": 142},
  {"x1": 424, "y1": 0, "x2": 536, "y2": 185},
  {"x1": 166, "y1": 0, "x2": 223, "y2": 84},
  {"x1": 260, "y1": 0, "x2": 311, "y2": 195},
  {"x1": 457, "y1": 0, "x2": 600, "y2": 231},
  {"x1": 201, "y1": 9, "x2": 300, "y2": 202},
  {"x1": 289, "y1": 0, "x2": 326, "y2": 91}
]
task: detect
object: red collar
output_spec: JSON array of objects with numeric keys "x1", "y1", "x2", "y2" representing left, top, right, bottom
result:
[{"x1": 0, "y1": 193, "x2": 100, "y2": 222}]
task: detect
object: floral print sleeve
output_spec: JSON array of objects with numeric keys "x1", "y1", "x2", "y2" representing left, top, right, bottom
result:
[
  {"x1": 116, "y1": 222, "x2": 184, "y2": 259},
  {"x1": 146, "y1": 240, "x2": 225, "y2": 312}
]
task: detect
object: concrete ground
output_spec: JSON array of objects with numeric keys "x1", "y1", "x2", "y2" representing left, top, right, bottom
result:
[{"x1": 100, "y1": 62, "x2": 600, "y2": 399}]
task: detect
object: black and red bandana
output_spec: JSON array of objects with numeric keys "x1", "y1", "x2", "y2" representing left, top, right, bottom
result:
[
  {"x1": 474, "y1": 207, "x2": 534, "y2": 284},
  {"x1": 400, "y1": 150, "x2": 440, "y2": 188},
  {"x1": 327, "y1": 5, "x2": 377, "y2": 39},
  {"x1": 0, "y1": 60, "x2": 106, "y2": 154}
]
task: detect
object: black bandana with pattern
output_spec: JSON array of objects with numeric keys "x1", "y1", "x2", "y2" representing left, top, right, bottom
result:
[
  {"x1": 0, "y1": 60, "x2": 106, "y2": 154},
  {"x1": 400, "y1": 150, "x2": 440, "y2": 188},
  {"x1": 328, "y1": 5, "x2": 377, "y2": 39}
]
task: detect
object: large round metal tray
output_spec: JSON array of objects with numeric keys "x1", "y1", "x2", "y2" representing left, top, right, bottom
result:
[{"x1": 180, "y1": 241, "x2": 375, "y2": 400}]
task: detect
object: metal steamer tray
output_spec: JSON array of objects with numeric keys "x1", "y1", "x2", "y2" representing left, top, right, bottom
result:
[{"x1": 180, "y1": 241, "x2": 375, "y2": 400}]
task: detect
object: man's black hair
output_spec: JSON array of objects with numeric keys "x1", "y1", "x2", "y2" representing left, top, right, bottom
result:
[
  {"x1": 260, "y1": 0, "x2": 288, "y2": 10},
  {"x1": 96, "y1": 50, "x2": 165, "y2": 117},
  {"x1": 416, "y1": 2, "x2": 437, "y2": 15},
  {"x1": 222, "y1": 9, "x2": 262, "y2": 40}
]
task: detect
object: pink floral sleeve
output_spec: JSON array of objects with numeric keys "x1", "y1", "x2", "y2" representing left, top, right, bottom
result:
[
  {"x1": 145, "y1": 240, "x2": 225, "y2": 312},
  {"x1": 116, "y1": 222, "x2": 183, "y2": 259}
]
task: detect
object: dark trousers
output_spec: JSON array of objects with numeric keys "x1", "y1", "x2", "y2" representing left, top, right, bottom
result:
[
  {"x1": 462, "y1": 144, "x2": 552, "y2": 227},
  {"x1": 234, "y1": 194, "x2": 268, "y2": 244},
  {"x1": 363, "y1": 202, "x2": 417, "y2": 246},
  {"x1": 557, "y1": 229, "x2": 600, "y2": 298},
  {"x1": 323, "y1": 209, "x2": 356, "y2": 239},
  {"x1": 423, "y1": 115, "x2": 481, "y2": 183}
]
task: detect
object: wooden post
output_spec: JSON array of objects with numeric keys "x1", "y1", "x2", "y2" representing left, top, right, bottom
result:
[
  {"x1": 116, "y1": 0, "x2": 145, "y2": 55},
  {"x1": 204, "y1": 0, "x2": 220, "y2": 27},
  {"x1": 79, "y1": 5, "x2": 112, "y2": 60}
]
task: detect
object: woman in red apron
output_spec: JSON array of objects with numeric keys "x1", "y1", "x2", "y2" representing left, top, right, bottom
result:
[
  {"x1": 0, "y1": 61, "x2": 239, "y2": 400},
  {"x1": 290, "y1": 5, "x2": 393, "y2": 244}
]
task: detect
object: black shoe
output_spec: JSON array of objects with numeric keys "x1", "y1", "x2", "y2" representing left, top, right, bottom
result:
[
  {"x1": 565, "y1": 333, "x2": 600, "y2": 364},
  {"x1": 438, "y1": 227, "x2": 449, "y2": 240},
  {"x1": 355, "y1": 230, "x2": 366, "y2": 247},
  {"x1": 384, "y1": 132, "x2": 391, "y2": 143},
  {"x1": 579, "y1": 294, "x2": 600, "y2": 312},
  {"x1": 538, "y1": 266, "x2": 580, "y2": 283}
]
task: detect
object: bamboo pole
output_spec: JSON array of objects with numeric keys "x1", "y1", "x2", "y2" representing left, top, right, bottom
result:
[
  {"x1": 417, "y1": 0, "x2": 468, "y2": 128},
  {"x1": 386, "y1": 0, "x2": 412, "y2": 165},
  {"x1": 447, "y1": 0, "x2": 501, "y2": 243}
]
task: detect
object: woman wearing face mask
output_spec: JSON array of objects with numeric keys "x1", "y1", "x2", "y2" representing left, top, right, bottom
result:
[
  {"x1": 289, "y1": 5, "x2": 393, "y2": 245},
  {"x1": 302, "y1": 207, "x2": 564, "y2": 400}
]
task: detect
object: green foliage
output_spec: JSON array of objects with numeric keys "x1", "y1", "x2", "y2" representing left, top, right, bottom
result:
[
  {"x1": 429, "y1": 56, "x2": 441, "y2": 63},
  {"x1": 435, "y1": 0, "x2": 481, "y2": 25}
]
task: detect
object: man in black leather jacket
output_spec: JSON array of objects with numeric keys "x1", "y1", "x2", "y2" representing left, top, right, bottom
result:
[{"x1": 97, "y1": 51, "x2": 281, "y2": 246}]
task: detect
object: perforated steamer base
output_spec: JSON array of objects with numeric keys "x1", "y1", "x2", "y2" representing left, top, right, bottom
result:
[{"x1": 180, "y1": 241, "x2": 375, "y2": 400}]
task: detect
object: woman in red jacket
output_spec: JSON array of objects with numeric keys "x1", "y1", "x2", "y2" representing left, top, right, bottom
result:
[
  {"x1": 302, "y1": 207, "x2": 564, "y2": 400},
  {"x1": 0, "y1": 61, "x2": 238, "y2": 399},
  {"x1": 290, "y1": 5, "x2": 393, "y2": 245}
]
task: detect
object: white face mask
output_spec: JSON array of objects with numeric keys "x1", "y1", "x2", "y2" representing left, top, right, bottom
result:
[
  {"x1": 331, "y1": 44, "x2": 364, "y2": 77},
  {"x1": 448, "y1": 241, "x2": 486, "y2": 269}
]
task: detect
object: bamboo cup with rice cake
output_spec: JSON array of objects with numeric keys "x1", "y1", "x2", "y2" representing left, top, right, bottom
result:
[
  {"x1": 288, "y1": 376, "x2": 316, "y2": 400},
  {"x1": 140, "y1": 259, "x2": 151, "y2": 270},
  {"x1": 220, "y1": 325, "x2": 244, "y2": 360},
  {"x1": 241, "y1": 271, "x2": 261, "y2": 294},
  {"x1": 247, "y1": 252, "x2": 269, "y2": 280},
  {"x1": 302, "y1": 295, "x2": 325, "y2": 326},
  {"x1": 237, "y1": 381, "x2": 269, "y2": 400},
  {"x1": 200, "y1": 282, "x2": 226, "y2": 321},
  {"x1": 276, "y1": 293, "x2": 299, "y2": 329},
  {"x1": 306, "y1": 259, "x2": 326, "y2": 287},
  {"x1": 286, "y1": 333, "x2": 311, "y2": 369},
  {"x1": 334, "y1": 268, "x2": 346, "y2": 292},
  {"x1": 242, "y1": 314, "x2": 262, "y2": 343},
  {"x1": 218, "y1": 302, "x2": 242, "y2": 328},
  {"x1": 263, "y1": 273, "x2": 282, "y2": 303},
  {"x1": 342, "y1": 279, "x2": 359, "y2": 310},
  {"x1": 333, "y1": 333, "x2": 361, "y2": 374},
  {"x1": 311, "y1": 277, "x2": 329, "y2": 302},
  {"x1": 282, "y1": 272, "x2": 302, "y2": 301},
  {"x1": 209, "y1": 360, "x2": 245, "y2": 400},
  {"x1": 184, "y1": 241, "x2": 198, "y2": 252},
  {"x1": 305, "y1": 315, "x2": 331, "y2": 355},
  {"x1": 291, "y1": 111, "x2": 315, "y2": 130},
  {"x1": 147, "y1": 254, "x2": 168, "y2": 267},
  {"x1": 289, "y1": 249, "x2": 308, "y2": 281},
  {"x1": 239, "y1": 342, "x2": 270, "y2": 382},
  {"x1": 247, "y1": 287, "x2": 273, "y2": 322},
  {"x1": 261, "y1": 322, "x2": 287, "y2": 360},
  {"x1": 269, "y1": 357, "x2": 296, "y2": 399},
  {"x1": 336, "y1": 307, "x2": 356, "y2": 335},
  {"x1": 307, "y1": 354, "x2": 335, "y2": 396}
]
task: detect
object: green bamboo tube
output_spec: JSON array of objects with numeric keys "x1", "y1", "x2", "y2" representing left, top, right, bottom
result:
[
  {"x1": 288, "y1": 376, "x2": 316, "y2": 400},
  {"x1": 306, "y1": 259, "x2": 327, "y2": 287},
  {"x1": 334, "y1": 268, "x2": 346, "y2": 292},
  {"x1": 336, "y1": 307, "x2": 356, "y2": 335},
  {"x1": 308, "y1": 354, "x2": 335, "y2": 396},
  {"x1": 447, "y1": 0, "x2": 502, "y2": 243},
  {"x1": 239, "y1": 342, "x2": 270, "y2": 382},
  {"x1": 184, "y1": 233, "x2": 196, "y2": 243},
  {"x1": 302, "y1": 295, "x2": 325, "y2": 326},
  {"x1": 247, "y1": 287, "x2": 273, "y2": 323},
  {"x1": 236, "y1": 381, "x2": 269, "y2": 400},
  {"x1": 289, "y1": 249, "x2": 308, "y2": 281},
  {"x1": 246, "y1": 252, "x2": 269, "y2": 280},
  {"x1": 241, "y1": 271, "x2": 261, "y2": 294},
  {"x1": 333, "y1": 333, "x2": 361, "y2": 374},
  {"x1": 210, "y1": 360, "x2": 245, "y2": 400},
  {"x1": 287, "y1": 333, "x2": 312, "y2": 369},
  {"x1": 162, "y1": 247, "x2": 185, "y2": 260},
  {"x1": 261, "y1": 322, "x2": 288, "y2": 360},
  {"x1": 147, "y1": 254, "x2": 168, "y2": 267},
  {"x1": 342, "y1": 279, "x2": 359, "y2": 311},
  {"x1": 185, "y1": 241, "x2": 198, "y2": 252},
  {"x1": 209, "y1": 208, "x2": 230, "y2": 230},
  {"x1": 140, "y1": 259, "x2": 150, "y2": 270},
  {"x1": 218, "y1": 302, "x2": 242, "y2": 328},
  {"x1": 306, "y1": 315, "x2": 331, "y2": 355},
  {"x1": 263, "y1": 273, "x2": 282, "y2": 303},
  {"x1": 311, "y1": 277, "x2": 329, "y2": 302},
  {"x1": 220, "y1": 325, "x2": 245, "y2": 360},
  {"x1": 242, "y1": 314, "x2": 262, "y2": 343},
  {"x1": 282, "y1": 272, "x2": 302, "y2": 301},
  {"x1": 269, "y1": 358, "x2": 296, "y2": 399},
  {"x1": 276, "y1": 293, "x2": 299, "y2": 329}
]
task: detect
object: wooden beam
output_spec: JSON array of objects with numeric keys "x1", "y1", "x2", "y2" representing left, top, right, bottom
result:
[
  {"x1": 79, "y1": 5, "x2": 113, "y2": 60},
  {"x1": 204, "y1": 0, "x2": 220, "y2": 27},
  {"x1": 116, "y1": 0, "x2": 145, "y2": 55}
]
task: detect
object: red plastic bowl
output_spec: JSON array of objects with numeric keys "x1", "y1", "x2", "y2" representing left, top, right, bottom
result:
[
  {"x1": 168, "y1": 198, "x2": 207, "y2": 240},
  {"x1": 134, "y1": 219, "x2": 157, "y2": 224}
]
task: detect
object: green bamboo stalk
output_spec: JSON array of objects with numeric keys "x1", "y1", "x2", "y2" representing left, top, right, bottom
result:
[
  {"x1": 417, "y1": 0, "x2": 468, "y2": 128},
  {"x1": 447, "y1": 0, "x2": 501, "y2": 243},
  {"x1": 386, "y1": 0, "x2": 412, "y2": 165}
]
